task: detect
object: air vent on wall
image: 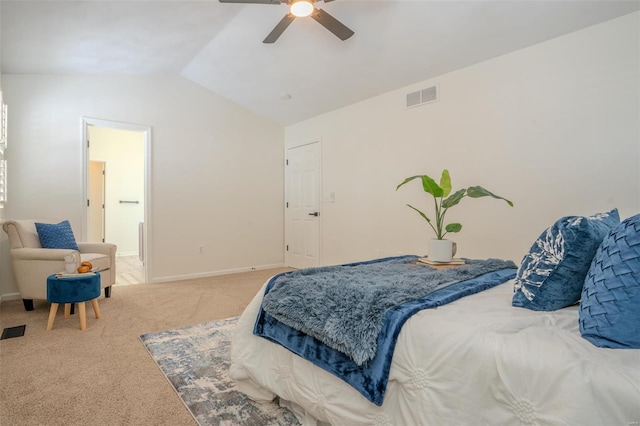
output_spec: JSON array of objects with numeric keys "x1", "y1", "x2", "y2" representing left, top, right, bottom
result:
[{"x1": 406, "y1": 85, "x2": 438, "y2": 108}]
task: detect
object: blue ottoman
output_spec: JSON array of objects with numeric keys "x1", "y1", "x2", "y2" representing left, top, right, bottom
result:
[{"x1": 46, "y1": 273, "x2": 102, "y2": 331}]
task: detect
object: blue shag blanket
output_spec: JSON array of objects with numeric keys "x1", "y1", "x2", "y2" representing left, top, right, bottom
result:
[
  {"x1": 255, "y1": 256, "x2": 517, "y2": 405},
  {"x1": 261, "y1": 255, "x2": 516, "y2": 365}
]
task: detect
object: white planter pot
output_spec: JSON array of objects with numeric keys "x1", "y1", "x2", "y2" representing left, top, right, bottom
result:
[{"x1": 428, "y1": 239, "x2": 457, "y2": 262}]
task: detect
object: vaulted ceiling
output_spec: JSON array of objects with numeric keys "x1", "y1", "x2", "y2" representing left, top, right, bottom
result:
[{"x1": 2, "y1": 0, "x2": 638, "y2": 125}]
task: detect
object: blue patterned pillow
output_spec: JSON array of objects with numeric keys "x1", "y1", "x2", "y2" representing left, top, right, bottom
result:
[
  {"x1": 512, "y1": 209, "x2": 620, "y2": 311},
  {"x1": 579, "y1": 214, "x2": 640, "y2": 348},
  {"x1": 35, "y1": 220, "x2": 79, "y2": 250}
]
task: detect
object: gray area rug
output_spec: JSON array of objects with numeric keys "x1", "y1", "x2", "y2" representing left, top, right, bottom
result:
[{"x1": 140, "y1": 317, "x2": 299, "y2": 426}]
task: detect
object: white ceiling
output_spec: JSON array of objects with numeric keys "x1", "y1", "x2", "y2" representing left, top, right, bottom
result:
[{"x1": 2, "y1": 0, "x2": 639, "y2": 126}]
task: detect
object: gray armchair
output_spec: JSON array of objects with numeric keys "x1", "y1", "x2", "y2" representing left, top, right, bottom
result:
[{"x1": 2, "y1": 220, "x2": 116, "y2": 311}]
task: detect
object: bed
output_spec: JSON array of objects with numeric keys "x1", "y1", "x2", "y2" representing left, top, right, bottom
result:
[{"x1": 230, "y1": 211, "x2": 640, "y2": 425}]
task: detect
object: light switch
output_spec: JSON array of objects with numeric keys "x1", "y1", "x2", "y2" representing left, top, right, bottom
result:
[{"x1": 324, "y1": 192, "x2": 335, "y2": 203}]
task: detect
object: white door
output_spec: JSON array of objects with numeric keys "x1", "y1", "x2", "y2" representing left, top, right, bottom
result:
[
  {"x1": 286, "y1": 142, "x2": 321, "y2": 268},
  {"x1": 88, "y1": 161, "x2": 106, "y2": 243}
]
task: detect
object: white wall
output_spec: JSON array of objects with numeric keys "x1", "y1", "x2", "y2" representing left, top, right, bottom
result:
[
  {"x1": 89, "y1": 126, "x2": 145, "y2": 256},
  {"x1": 0, "y1": 75, "x2": 284, "y2": 298},
  {"x1": 1, "y1": 13, "x2": 638, "y2": 299},
  {"x1": 285, "y1": 12, "x2": 640, "y2": 266}
]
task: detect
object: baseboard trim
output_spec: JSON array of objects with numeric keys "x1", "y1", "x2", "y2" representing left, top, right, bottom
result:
[
  {"x1": 0, "y1": 264, "x2": 289, "y2": 298},
  {"x1": 0, "y1": 292, "x2": 21, "y2": 303},
  {"x1": 116, "y1": 252, "x2": 138, "y2": 257},
  {"x1": 150, "y1": 263, "x2": 287, "y2": 284}
]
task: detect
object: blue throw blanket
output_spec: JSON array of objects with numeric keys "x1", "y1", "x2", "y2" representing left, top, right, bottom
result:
[
  {"x1": 261, "y1": 256, "x2": 516, "y2": 365},
  {"x1": 254, "y1": 256, "x2": 517, "y2": 405}
]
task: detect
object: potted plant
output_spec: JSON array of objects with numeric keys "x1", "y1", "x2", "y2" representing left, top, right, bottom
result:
[{"x1": 396, "y1": 169, "x2": 513, "y2": 262}]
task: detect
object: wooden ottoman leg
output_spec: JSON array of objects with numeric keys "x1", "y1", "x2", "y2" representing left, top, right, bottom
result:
[
  {"x1": 64, "y1": 304, "x2": 71, "y2": 318},
  {"x1": 78, "y1": 302, "x2": 87, "y2": 331},
  {"x1": 47, "y1": 303, "x2": 59, "y2": 331},
  {"x1": 91, "y1": 299, "x2": 102, "y2": 319}
]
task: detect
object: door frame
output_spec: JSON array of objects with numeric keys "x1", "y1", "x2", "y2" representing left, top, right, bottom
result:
[
  {"x1": 82, "y1": 117, "x2": 152, "y2": 283},
  {"x1": 285, "y1": 138, "x2": 322, "y2": 268}
]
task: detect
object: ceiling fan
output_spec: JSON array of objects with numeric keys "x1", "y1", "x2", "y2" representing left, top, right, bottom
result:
[{"x1": 219, "y1": 0, "x2": 354, "y2": 44}]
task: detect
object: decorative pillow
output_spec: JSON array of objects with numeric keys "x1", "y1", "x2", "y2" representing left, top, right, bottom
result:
[
  {"x1": 35, "y1": 220, "x2": 79, "y2": 250},
  {"x1": 579, "y1": 214, "x2": 640, "y2": 348},
  {"x1": 512, "y1": 209, "x2": 620, "y2": 311}
]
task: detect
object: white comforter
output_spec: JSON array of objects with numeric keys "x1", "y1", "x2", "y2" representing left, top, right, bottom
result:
[{"x1": 230, "y1": 279, "x2": 640, "y2": 426}]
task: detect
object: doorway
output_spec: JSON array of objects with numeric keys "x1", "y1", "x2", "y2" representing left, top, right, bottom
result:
[
  {"x1": 82, "y1": 118, "x2": 151, "y2": 285},
  {"x1": 285, "y1": 141, "x2": 321, "y2": 269}
]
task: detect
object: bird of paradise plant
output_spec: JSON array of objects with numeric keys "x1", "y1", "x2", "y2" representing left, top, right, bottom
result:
[{"x1": 396, "y1": 169, "x2": 513, "y2": 240}]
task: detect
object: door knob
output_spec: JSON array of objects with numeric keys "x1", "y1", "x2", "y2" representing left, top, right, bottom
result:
[{"x1": 308, "y1": 212, "x2": 319, "y2": 217}]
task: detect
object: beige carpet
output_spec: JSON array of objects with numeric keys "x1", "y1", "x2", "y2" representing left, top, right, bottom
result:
[{"x1": 0, "y1": 267, "x2": 292, "y2": 426}]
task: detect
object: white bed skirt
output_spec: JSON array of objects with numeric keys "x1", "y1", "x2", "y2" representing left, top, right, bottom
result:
[{"x1": 230, "y1": 279, "x2": 640, "y2": 425}]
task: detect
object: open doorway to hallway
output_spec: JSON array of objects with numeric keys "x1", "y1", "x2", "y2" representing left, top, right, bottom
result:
[{"x1": 83, "y1": 118, "x2": 151, "y2": 286}]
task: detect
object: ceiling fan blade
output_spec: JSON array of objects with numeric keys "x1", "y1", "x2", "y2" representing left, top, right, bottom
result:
[
  {"x1": 310, "y1": 8, "x2": 354, "y2": 41},
  {"x1": 263, "y1": 14, "x2": 296, "y2": 43},
  {"x1": 219, "y1": 0, "x2": 282, "y2": 4}
]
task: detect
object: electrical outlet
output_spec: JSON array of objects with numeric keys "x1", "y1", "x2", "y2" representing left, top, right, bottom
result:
[{"x1": 199, "y1": 246, "x2": 204, "y2": 254}]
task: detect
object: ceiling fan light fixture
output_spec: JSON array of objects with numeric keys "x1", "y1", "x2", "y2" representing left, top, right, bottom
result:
[{"x1": 290, "y1": 0, "x2": 313, "y2": 17}]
